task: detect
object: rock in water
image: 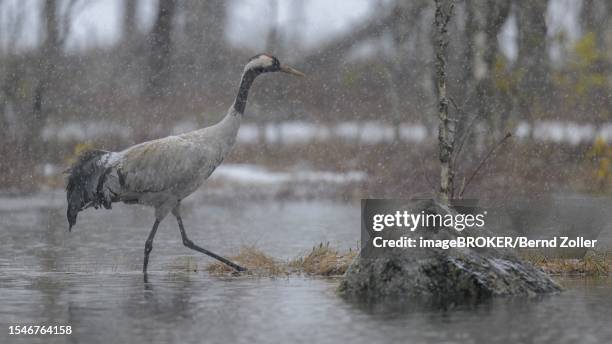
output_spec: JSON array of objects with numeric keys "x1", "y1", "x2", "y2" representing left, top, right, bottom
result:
[{"x1": 338, "y1": 200, "x2": 561, "y2": 301}]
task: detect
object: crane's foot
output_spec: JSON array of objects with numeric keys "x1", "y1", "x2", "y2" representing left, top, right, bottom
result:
[
  {"x1": 215, "y1": 255, "x2": 247, "y2": 273},
  {"x1": 231, "y1": 263, "x2": 247, "y2": 273},
  {"x1": 183, "y1": 238, "x2": 247, "y2": 273}
]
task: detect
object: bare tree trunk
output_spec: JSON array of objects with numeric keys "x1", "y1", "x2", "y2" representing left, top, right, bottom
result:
[
  {"x1": 384, "y1": 66, "x2": 402, "y2": 143},
  {"x1": 382, "y1": 1, "x2": 429, "y2": 144},
  {"x1": 464, "y1": 0, "x2": 510, "y2": 141},
  {"x1": 581, "y1": 0, "x2": 612, "y2": 92},
  {"x1": 28, "y1": 0, "x2": 61, "y2": 159},
  {"x1": 116, "y1": 0, "x2": 142, "y2": 92},
  {"x1": 147, "y1": 0, "x2": 177, "y2": 99},
  {"x1": 434, "y1": 0, "x2": 456, "y2": 204},
  {"x1": 580, "y1": 0, "x2": 608, "y2": 44},
  {"x1": 285, "y1": 0, "x2": 306, "y2": 61},
  {"x1": 263, "y1": 0, "x2": 282, "y2": 148},
  {"x1": 122, "y1": 0, "x2": 138, "y2": 42},
  {"x1": 384, "y1": 3, "x2": 410, "y2": 144},
  {"x1": 515, "y1": 0, "x2": 549, "y2": 119},
  {"x1": 183, "y1": 0, "x2": 227, "y2": 77},
  {"x1": 580, "y1": 0, "x2": 612, "y2": 113},
  {"x1": 0, "y1": 0, "x2": 25, "y2": 135}
]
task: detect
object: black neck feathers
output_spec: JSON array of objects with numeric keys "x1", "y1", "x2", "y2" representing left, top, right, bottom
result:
[{"x1": 232, "y1": 69, "x2": 260, "y2": 114}]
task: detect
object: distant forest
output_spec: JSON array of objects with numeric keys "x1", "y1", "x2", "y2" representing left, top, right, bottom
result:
[{"x1": 1, "y1": 0, "x2": 611, "y2": 194}]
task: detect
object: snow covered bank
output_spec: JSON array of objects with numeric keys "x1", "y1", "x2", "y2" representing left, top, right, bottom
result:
[
  {"x1": 210, "y1": 164, "x2": 366, "y2": 185},
  {"x1": 42, "y1": 119, "x2": 612, "y2": 146}
]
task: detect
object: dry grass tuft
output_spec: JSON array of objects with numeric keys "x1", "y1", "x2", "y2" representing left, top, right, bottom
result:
[
  {"x1": 522, "y1": 250, "x2": 611, "y2": 276},
  {"x1": 206, "y1": 243, "x2": 358, "y2": 277},
  {"x1": 206, "y1": 246, "x2": 286, "y2": 276},
  {"x1": 289, "y1": 243, "x2": 358, "y2": 276}
]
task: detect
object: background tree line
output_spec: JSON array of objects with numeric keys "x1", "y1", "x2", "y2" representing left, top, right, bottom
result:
[{"x1": 0, "y1": 0, "x2": 610, "y2": 193}]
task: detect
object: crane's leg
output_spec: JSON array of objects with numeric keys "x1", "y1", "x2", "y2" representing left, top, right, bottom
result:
[
  {"x1": 143, "y1": 219, "x2": 161, "y2": 273},
  {"x1": 174, "y1": 215, "x2": 246, "y2": 272}
]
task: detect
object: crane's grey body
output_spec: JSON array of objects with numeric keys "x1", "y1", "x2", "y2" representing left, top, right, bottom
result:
[
  {"x1": 100, "y1": 108, "x2": 240, "y2": 220},
  {"x1": 65, "y1": 54, "x2": 304, "y2": 274}
]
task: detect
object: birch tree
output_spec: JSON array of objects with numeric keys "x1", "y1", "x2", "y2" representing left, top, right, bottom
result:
[
  {"x1": 147, "y1": 0, "x2": 177, "y2": 98},
  {"x1": 434, "y1": 0, "x2": 455, "y2": 204}
]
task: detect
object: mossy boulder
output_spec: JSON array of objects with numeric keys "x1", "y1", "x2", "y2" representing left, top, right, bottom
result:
[{"x1": 339, "y1": 200, "x2": 561, "y2": 301}]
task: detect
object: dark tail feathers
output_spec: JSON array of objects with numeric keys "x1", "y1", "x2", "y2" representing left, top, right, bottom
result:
[{"x1": 66, "y1": 149, "x2": 114, "y2": 231}]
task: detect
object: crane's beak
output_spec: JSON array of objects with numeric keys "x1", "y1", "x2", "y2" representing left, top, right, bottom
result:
[{"x1": 280, "y1": 64, "x2": 305, "y2": 77}]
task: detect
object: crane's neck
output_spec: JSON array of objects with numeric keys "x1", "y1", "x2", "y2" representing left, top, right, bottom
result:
[
  {"x1": 191, "y1": 68, "x2": 261, "y2": 157},
  {"x1": 232, "y1": 69, "x2": 260, "y2": 114}
]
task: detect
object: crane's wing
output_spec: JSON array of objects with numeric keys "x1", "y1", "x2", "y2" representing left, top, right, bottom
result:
[{"x1": 116, "y1": 136, "x2": 217, "y2": 195}]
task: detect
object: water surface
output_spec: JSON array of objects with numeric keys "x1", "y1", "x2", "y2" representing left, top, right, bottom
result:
[{"x1": 1, "y1": 193, "x2": 611, "y2": 344}]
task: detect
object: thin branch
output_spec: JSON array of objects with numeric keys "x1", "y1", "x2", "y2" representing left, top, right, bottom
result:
[
  {"x1": 297, "y1": 6, "x2": 405, "y2": 68},
  {"x1": 449, "y1": 94, "x2": 480, "y2": 167},
  {"x1": 419, "y1": 153, "x2": 436, "y2": 192},
  {"x1": 458, "y1": 132, "x2": 512, "y2": 198}
]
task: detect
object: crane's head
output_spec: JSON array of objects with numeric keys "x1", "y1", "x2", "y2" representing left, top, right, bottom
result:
[{"x1": 244, "y1": 53, "x2": 305, "y2": 77}]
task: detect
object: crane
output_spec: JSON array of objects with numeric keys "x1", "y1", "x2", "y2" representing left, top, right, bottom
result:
[{"x1": 66, "y1": 54, "x2": 304, "y2": 273}]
